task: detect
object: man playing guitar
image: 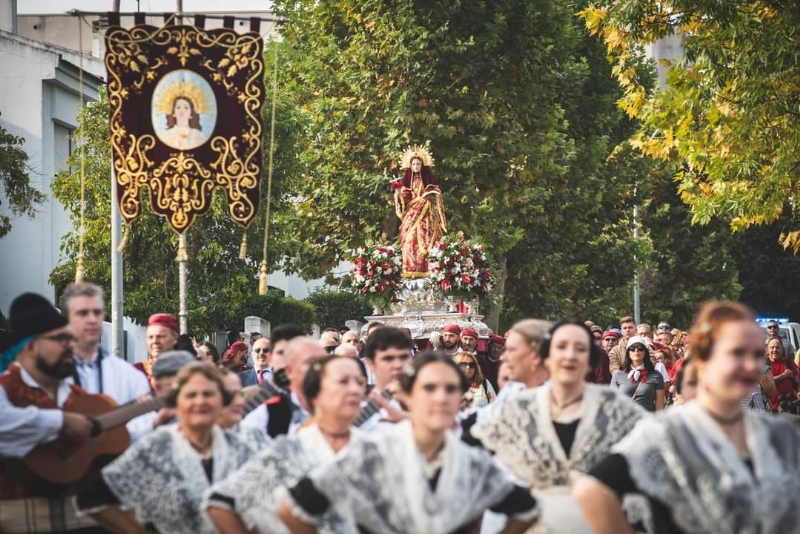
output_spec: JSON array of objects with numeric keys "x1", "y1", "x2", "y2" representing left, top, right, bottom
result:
[{"x1": 0, "y1": 293, "x2": 97, "y2": 533}]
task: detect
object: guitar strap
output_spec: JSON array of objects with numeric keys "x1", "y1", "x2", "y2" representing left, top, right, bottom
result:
[{"x1": 72, "y1": 347, "x2": 104, "y2": 394}]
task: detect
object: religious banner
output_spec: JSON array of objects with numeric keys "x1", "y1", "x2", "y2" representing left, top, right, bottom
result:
[{"x1": 105, "y1": 17, "x2": 264, "y2": 234}]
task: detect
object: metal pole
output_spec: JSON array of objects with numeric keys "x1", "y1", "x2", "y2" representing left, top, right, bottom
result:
[
  {"x1": 633, "y1": 186, "x2": 641, "y2": 324},
  {"x1": 112, "y1": 0, "x2": 120, "y2": 12},
  {"x1": 178, "y1": 233, "x2": 188, "y2": 334},
  {"x1": 110, "y1": 168, "x2": 125, "y2": 360}
]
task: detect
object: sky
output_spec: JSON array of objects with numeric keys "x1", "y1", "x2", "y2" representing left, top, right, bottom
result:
[{"x1": 19, "y1": 0, "x2": 271, "y2": 15}]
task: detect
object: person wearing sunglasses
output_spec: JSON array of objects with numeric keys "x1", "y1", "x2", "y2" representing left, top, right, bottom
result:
[
  {"x1": 455, "y1": 351, "x2": 496, "y2": 408},
  {"x1": 277, "y1": 352, "x2": 540, "y2": 534},
  {"x1": 610, "y1": 335, "x2": 665, "y2": 411},
  {"x1": 239, "y1": 337, "x2": 272, "y2": 387}
]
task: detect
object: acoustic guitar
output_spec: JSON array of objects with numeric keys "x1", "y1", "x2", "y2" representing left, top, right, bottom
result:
[
  {"x1": 23, "y1": 393, "x2": 163, "y2": 485},
  {"x1": 354, "y1": 389, "x2": 394, "y2": 427}
]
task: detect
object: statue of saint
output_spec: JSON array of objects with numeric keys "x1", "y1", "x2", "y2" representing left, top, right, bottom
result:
[{"x1": 391, "y1": 145, "x2": 447, "y2": 278}]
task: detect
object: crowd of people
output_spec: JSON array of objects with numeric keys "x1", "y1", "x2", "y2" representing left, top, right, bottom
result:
[{"x1": 2, "y1": 281, "x2": 800, "y2": 533}]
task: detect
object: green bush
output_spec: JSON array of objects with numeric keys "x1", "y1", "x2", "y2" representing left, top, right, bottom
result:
[
  {"x1": 305, "y1": 289, "x2": 373, "y2": 330},
  {"x1": 235, "y1": 290, "x2": 317, "y2": 332}
]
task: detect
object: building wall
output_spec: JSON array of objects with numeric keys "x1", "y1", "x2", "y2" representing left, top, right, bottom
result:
[{"x1": 0, "y1": 31, "x2": 103, "y2": 315}]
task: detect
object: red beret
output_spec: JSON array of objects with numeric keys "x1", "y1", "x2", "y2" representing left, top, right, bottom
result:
[
  {"x1": 147, "y1": 313, "x2": 179, "y2": 333},
  {"x1": 225, "y1": 341, "x2": 249, "y2": 361},
  {"x1": 602, "y1": 330, "x2": 621, "y2": 339},
  {"x1": 489, "y1": 334, "x2": 505, "y2": 346},
  {"x1": 461, "y1": 328, "x2": 479, "y2": 339},
  {"x1": 442, "y1": 324, "x2": 461, "y2": 335}
]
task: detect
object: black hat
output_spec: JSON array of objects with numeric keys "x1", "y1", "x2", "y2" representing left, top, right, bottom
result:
[{"x1": 8, "y1": 293, "x2": 68, "y2": 346}]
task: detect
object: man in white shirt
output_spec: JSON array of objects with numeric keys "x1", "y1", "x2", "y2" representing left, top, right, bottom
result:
[
  {"x1": 64, "y1": 283, "x2": 154, "y2": 441},
  {"x1": 359, "y1": 327, "x2": 412, "y2": 432}
]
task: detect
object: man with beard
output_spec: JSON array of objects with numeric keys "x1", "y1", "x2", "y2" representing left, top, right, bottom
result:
[
  {"x1": 441, "y1": 324, "x2": 462, "y2": 356},
  {"x1": 0, "y1": 292, "x2": 97, "y2": 532},
  {"x1": 63, "y1": 283, "x2": 154, "y2": 441}
]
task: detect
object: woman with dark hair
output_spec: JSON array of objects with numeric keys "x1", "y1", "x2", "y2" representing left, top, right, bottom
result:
[
  {"x1": 197, "y1": 341, "x2": 221, "y2": 365},
  {"x1": 204, "y1": 355, "x2": 365, "y2": 534},
  {"x1": 575, "y1": 301, "x2": 800, "y2": 533},
  {"x1": 277, "y1": 352, "x2": 540, "y2": 534},
  {"x1": 392, "y1": 147, "x2": 447, "y2": 277},
  {"x1": 455, "y1": 350, "x2": 496, "y2": 408},
  {"x1": 77, "y1": 363, "x2": 256, "y2": 534},
  {"x1": 610, "y1": 336, "x2": 665, "y2": 411},
  {"x1": 471, "y1": 319, "x2": 646, "y2": 533}
]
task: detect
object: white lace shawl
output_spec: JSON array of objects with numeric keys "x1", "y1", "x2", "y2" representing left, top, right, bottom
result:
[
  {"x1": 203, "y1": 424, "x2": 360, "y2": 534},
  {"x1": 291, "y1": 419, "x2": 536, "y2": 534},
  {"x1": 101, "y1": 424, "x2": 254, "y2": 534},
  {"x1": 614, "y1": 401, "x2": 800, "y2": 534},
  {"x1": 471, "y1": 383, "x2": 647, "y2": 488}
]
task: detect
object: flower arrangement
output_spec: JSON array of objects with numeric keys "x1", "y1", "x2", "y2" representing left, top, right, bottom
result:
[
  {"x1": 426, "y1": 235, "x2": 494, "y2": 300},
  {"x1": 351, "y1": 244, "x2": 403, "y2": 309}
]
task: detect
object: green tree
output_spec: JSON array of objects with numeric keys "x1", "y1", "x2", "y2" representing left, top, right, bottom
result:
[
  {"x1": 51, "y1": 46, "x2": 303, "y2": 334},
  {"x1": 637, "y1": 162, "x2": 741, "y2": 328},
  {"x1": 0, "y1": 123, "x2": 45, "y2": 239},
  {"x1": 274, "y1": 0, "x2": 646, "y2": 327},
  {"x1": 582, "y1": 1, "x2": 800, "y2": 248},
  {"x1": 731, "y1": 208, "x2": 800, "y2": 319}
]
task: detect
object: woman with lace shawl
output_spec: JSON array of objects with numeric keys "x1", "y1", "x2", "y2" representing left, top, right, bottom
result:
[
  {"x1": 391, "y1": 146, "x2": 447, "y2": 277},
  {"x1": 277, "y1": 352, "x2": 540, "y2": 534},
  {"x1": 575, "y1": 302, "x2": 800, "y2": 534},
  {"x1": 471, "y1": 319, "x2": 647, "y2": 534},
  {"x1": 204, "y1": 355, "x2": 366, "y2": 534},
  {"x1": 76, "y1": 363, "x2": 259, "y2": 534}
]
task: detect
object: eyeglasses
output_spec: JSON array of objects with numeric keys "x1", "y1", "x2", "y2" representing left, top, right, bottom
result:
[
  {"x1": 458, "y1": 362, "x2": 477, "y2": 370},
  {"x1": 628, "y1": 345, "x2": 646, "y2": 352},
  {"x1": 603, "y1": 337, "x2": 618, "y2": 342},
  {"x1": 767, "y1": 325, "x2": 779, "y2": 329},
  {"x1": 38, "y1": 333, "x2": 77, "y2": 346},
  {"x1": 253, "y1": 347, "x2": 271, "y2": 353}
]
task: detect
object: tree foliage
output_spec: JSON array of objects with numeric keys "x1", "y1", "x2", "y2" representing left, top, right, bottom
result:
[
  {"x1": 0, "y1": 123, "x2": 45, "y2": 239},
  {"x1": 582, "y1": 1, "x2": 800, "y2": 249},
  {"x1": 306, "y1": 289, "x2": 373, "y2": 329},
  {"x1": 274, "y1": 0, "x2": 650, "y2": 327}
]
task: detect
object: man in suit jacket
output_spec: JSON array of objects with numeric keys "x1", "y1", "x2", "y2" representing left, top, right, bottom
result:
[{"x1": 239, "y1": 337, "x2": 271, "y2": 386}]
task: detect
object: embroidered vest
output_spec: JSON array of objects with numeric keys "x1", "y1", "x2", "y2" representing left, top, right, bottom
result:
[{"x1": 0, "y1": 365, "x2": 84, "y2": 500}]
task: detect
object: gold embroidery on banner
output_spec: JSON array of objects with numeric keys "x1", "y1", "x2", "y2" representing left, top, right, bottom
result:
[{"x1": 105, "y1": 25, "x2": 263, "y2": 234}]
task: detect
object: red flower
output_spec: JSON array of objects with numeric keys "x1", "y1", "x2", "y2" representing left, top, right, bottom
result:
[
  {"x1": 441, "y1": 280, "x2": 452, "y2": 291},
  {"x1": 461, "y1": 274, "x2": 472, "y2": 284},
  {"x1": 440, "y1": 243, "x2": 448, "y2": 251},
  {"x1": 382, "y1": 261, "x2": 391, "y2": 271}
]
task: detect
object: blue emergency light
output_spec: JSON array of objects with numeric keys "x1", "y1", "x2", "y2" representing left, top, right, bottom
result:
[{"x1": 756, "y1": 317, "x2": 790, "y2": 324}]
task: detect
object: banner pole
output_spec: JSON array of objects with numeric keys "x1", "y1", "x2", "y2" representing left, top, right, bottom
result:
[{"x1": 178, "y1": 233, "x2": 188, "y2": 334}]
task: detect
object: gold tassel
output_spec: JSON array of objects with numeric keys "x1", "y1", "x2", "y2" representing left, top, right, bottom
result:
[
  {"x1": 239, "y1": 232, "x2": 248, "y2": 260},
  {"x1": 75, "y1": 254, "x2": 84, "y2": 283},
  {"x1": 117, "y1": 225, "x2": 130, "y2": 253},
  {"x1": 258, "y1": 260, "x2": 268, "y2": 295}
]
